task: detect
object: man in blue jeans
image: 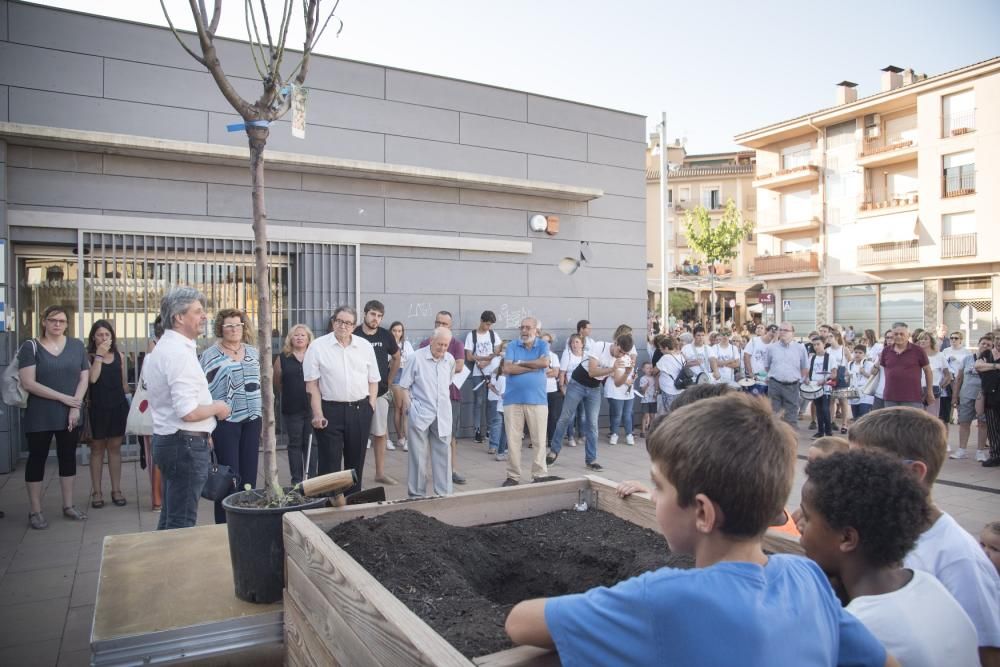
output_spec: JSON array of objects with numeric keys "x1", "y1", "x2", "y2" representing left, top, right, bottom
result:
[{"x1": 144, "y1": 287, "x2": 231, "y2": 530}]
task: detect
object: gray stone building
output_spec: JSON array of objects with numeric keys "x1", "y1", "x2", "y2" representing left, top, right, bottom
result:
[{"x1": 0, "y1": 1, "x2": 646, "y2": 469}]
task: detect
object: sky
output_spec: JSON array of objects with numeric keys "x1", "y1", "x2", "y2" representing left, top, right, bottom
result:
[{"x1": 27, "y1": 0, "x2": 1000, "y2": 153}]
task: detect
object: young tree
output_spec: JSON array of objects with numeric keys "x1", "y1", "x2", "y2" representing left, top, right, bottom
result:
[
  {"x1": 684, "y1": 199, "x2": 754, "y2": 329},
  {"x1": 161, "y1": 1, "x2": 343, "y2": 497}
]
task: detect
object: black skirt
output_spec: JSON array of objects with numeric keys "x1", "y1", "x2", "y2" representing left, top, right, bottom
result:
[{"x1": 88, "y1": 401, "x2": 129, "y2": 439}]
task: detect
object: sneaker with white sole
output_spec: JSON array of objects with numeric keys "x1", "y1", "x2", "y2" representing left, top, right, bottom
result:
[
  {"x1": 948, "y1": 449, "x2": 968, "y2": 460},
  {"x1": 609, "y1": 434, "x2": 619, "y2": 446},
  {"x1": 366, "y1": 439, "x2": 371, "y2": 449},
  {"x1": 625, "y1": 434, "x2": 635, "y2": 446},
  {"x1": 567, "y1": 437, "x2": 578, "y2": 447},
  {"x1": 399, "y1": 438, "x2": 408, "y2": 452},
  {"x1": 385, "y1": 439, "x2": 396, "y2": 451},
  {"x1": 976, "y1": 449, "x2": 989, "y2": 462}
]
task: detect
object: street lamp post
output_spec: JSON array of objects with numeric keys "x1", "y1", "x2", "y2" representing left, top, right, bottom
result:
[{"x1": 658, "y1": 112, "x2": 670, "y2": 327}]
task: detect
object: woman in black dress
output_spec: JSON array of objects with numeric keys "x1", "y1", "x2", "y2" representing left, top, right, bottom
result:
[
  {"x1": 273, "y1": 323, "x2": 316, "y2": 486},
  {"x1": 86, "y1": 320, "x2": 131, "y2": 508}
]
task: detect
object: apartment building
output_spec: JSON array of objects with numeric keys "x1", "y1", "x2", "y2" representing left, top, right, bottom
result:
[
  {"x1": 735, "y1": 57, "x2": 999, "y2": 339},
  {"x1": 645, "y1": 139, "x2": 759, "y2": 324}
]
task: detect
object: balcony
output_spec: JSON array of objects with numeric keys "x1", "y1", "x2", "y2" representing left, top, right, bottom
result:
[
  {"x1": 752, "y1": 251, "x2": 819, "y2": 276},
  {"x1": 756, "y1": 216, "x2": 821, "y2": 237},
  {"x1": 941, "y1": 233, "x2": 977, "y2": 259},
  {"x1": 858, "y1": 184, "x2": 918, "y2": 213},
  {"x1": 857, "y1": 240, "x2": 919, "y2": 267},
  {"x1": 857, "y1": 131, "x2": 918, "y2": 168},
  {"x1": 743, "y1": 194, "x2": 756, "y2": 211},
  {"x1": 943, "y1": 111, "x2": 976, "y2": 138},
  {"x1": 943, "y1": 171, "x2": 976, "y2": 198},
  {"x1": 753, "y1": 149, "x2": 820, "y2": 190}
]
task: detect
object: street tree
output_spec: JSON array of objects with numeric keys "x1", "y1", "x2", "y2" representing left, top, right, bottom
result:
[
  {"x1": 683, "y1": 199, "x2": 754, "y2": 329},
  {"x1": 161, "y1": 0, "x2": 343, "y2": 497}
]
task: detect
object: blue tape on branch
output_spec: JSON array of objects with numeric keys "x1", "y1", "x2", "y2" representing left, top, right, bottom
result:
[{"x1": 226, "y1": 120, "x2": 271, "y2": 132}]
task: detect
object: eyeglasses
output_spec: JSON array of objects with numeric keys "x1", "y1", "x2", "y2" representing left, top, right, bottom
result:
[
  {"x1": 46, "y1": 318, "x2": 68, "y2": 325},
  {"x1": 778, "y1": 328, "x2": 792, "y2": 332},
  {"x1": 950, "y1": 336, "x2": 962, "y2": 340},
  {"x1": 221, "y1": 323, "x2": 245, "y2": 331},
  {"x1": 333, "y1": 319, "x2": 355, "y2": 328}
]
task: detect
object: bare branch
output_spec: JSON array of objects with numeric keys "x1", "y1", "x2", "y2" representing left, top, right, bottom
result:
[
  {"x1": 186, "y1": 0, "x2": 255, "y2": 118},
  {"x1": 270, "y1": 0, "x2": 296, "y2": 85},
  {"x1": 159, "y1": 0, "x2": 207, "y2": 66},
  {"x1": 197, "y1": 0, "x2": 209, "y2": 27},
  {"x1": 244, "y1": 0, "x2": 269, "y2": 80},
  {"x1": 286, "y1": 0, "x2": 343, "y2": 85},
  {"x1": 208, "y1": 0, "x2": 222, "y2": 35},
  {"x1": 259, "y1": 0, "x2": 276, "y2": 64}
]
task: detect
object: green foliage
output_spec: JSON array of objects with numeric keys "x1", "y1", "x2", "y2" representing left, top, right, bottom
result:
[
  {"x1": 668, "y1": 290, "x2": 695, "y2": 317},
  {"x1": 683, "y1": 199, "x2": 754, "y2": 265}
]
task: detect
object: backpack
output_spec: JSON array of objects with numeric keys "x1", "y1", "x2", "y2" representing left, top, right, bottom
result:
[
  {"x1": 2, "y1": 339, "x2": 38, "y2": 408},
  {"x1": 665, "y1": 354, "x2": 696, "y2": 391},
  {"x1": 466, "y1": 328, "x2": 498, "y2": 371}
]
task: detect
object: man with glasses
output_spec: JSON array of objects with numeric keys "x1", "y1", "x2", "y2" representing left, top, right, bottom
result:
[
  {"x1": 418, "y1": 311, "x2": 468, "y2": 485},
  {"x1": 763, "y1": 322, "x2": 809, "y2": 427},
  {"x1": 502, "y1": 317, "x2": 550, "y2": 485},
  {"x1": 880, "y1": 322, "x2": 933, "y2": 409},
  {"x1": 304, "y1": 305, "x2": 380, "y2": 496}
]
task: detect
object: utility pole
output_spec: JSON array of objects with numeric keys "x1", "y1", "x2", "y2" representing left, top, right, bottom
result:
[{"x1": 658, "y1": 112, "x2": 670, "y2": 326}]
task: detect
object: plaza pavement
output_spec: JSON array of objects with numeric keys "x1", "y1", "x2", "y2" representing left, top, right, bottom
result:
[{"x1": 0, "y1": 424, "x2": 995, "y2": 665}]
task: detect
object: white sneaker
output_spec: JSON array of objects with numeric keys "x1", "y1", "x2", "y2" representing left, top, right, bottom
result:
[
  {"x1": 609, "y1": 434, "x2": 619, "y2": 445},
  {"x1": 366, "y1": 439, "x2": 371, "y2": 449},
  {"x1": 399, "y1": 438, "x2": 408, "y2": 452},
  {"x1": 948, "y1": 449, "x2": 968, "y2": 460},
  {"x1": 568, "y1": 437, "x2": 578, "y2": 447},
  {"x1": 976, "y1": 449, "x2": 989, "y2": 462},
  {"x1": 626, "y1": 434, "x2": 635, "y2": 446},
  {"x1": 385, "y1": 439, "x2": 396, "y2": 451}
]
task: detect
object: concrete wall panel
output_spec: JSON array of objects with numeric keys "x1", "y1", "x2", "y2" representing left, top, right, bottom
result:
[
  {"x1": 357, "y1": 293, "x2": 461, "y2": 334},
  {"x1": 387, "y1": 69, "x2": 526, "y2": 121},
  {"x1": 298, "y1": 56, "x2": 385, "y2": 99},
  {"x1": 208, "y1": 183, "x2": 384, "y2": 227},
  {"x1": 207, "y1": 112, "x2": 385, "y2": 162},
  {"x1": 554, "y1": 215, "x2": 646, "y2": 246},
  {"x1": 586, "y1": 297, "x2": 647, "y2": 330},
  {"x1": 457, "y1": 189, "x2": 588, "y2": 216},
  {"x1": 528, "y1": 155, "x2": 644, "y2": 198},
  {"x1": 459, "y1": 235, "x2": 642, "y2": 271},
  {"x1": 587, "y1": 194, "x2": 645, "y2": 222},
  {"x1": 103, "y1": 155, "x2": 303, "y2": 190},
  {"x1": 527, "y1": 264, "x2": 646, "y2": 299},
  {"x1": 527, "y1": 95, "x2": 645, "y2": 142},
  {"x1": 456, "y1": 295, "x2": 588, "y2": 335},
  {"x1": 587, "y1": 134, "x2": 646, "y2": 169},
  {"x1": 385, "y1": 198, "x2": 524, "y2": 236},
  {"x1": 309, "y1": 89, "x2": 458, "y2": 142},
  {"x1": 7, "y1": 146, "x2": 103, "y2": 174},
  {"x1": 459, "y1": 113, "x2": 586, "y2": 161},
  {"x1": 10, "y1": 88, "x2": 208, "y2": 143},
  {"x1": 386, "y1": 135, "x2": 526, "y2": 179},
  {"x1": 359, "y1": 244, "x2": 461, "y2": 261},
  {"x1": 0, "y1": 42, "x2": 102, "y2": 96},
  {"x1": 386, "y1": 258, "x2": 527, "y2": 297},
  {"x1": 302, "y1": 174, "x2": 458, "y2": 204},
  {"x1": 0, "y1": 85, "x2": 7, "y2": 121},
  {"x1": 7, "y1": 167, "x2": 207, "y2": 215},
  {"x1": 360, "y1": 255, "x2": 385, "y2": 294},
  {"x1": 103, "y1": 59, "x2": 260, "y2": 115}
]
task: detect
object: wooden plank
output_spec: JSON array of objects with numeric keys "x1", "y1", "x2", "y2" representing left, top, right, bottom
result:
[
  {"x1": 473, "y1": 645, "x2": 561, "y2": 667},
  {"x1": 283, "y1": 512, "x2": 472, "y2": 667},
  {"x1": 304, "y1": 477, "x2": 591, "y2": 532},
  {"x1": 286, "y1": 557, "x2": 378, "y2": 667},
  {"x1": 284, "y1": 585, "x2": 341, "y2": 667},
  {"x1": 585, "y1": 475, "x2": 660, "y2": 532}
]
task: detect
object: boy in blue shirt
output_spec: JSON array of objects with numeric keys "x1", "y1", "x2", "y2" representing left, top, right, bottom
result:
[{"x1": 505, "y1": 392, "x2": 894, "y2": 667}]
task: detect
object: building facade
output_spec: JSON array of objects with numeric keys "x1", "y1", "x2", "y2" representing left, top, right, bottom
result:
[
  {"x1": 736, "y1": 58, "x2": 1000, "y2": 337},
  {"x1": 0, "y1": 1, "x2": 647, "y2": 470},
  {"x1": 645, "y1": 139, "x2": 759, "y2": 325}
]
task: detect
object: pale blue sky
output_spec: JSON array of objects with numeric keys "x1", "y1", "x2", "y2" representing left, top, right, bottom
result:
[{"x1": 28, "y1": 0, "x2": 1000, "y2": 153}]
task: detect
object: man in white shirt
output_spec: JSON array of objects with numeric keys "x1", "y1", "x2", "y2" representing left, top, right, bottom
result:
[
  {"x1": 465, "y1": 310, "x2": 501, "y2": 443},
  {"x1": 743, "y1": 323, "x2": 776, "y2": 379},
  {"x1": 398, "y1": 328, "x2": 455, "y2": 498},
  {"x1": 681, "y1": 325, "x2": 712, "y2": 380},
  {"x1": 304, "y1": 305, "x2": 380, "y2": 497},
  {"x1": 145, "y1": 287, "x2": 231, "y2": 530}
]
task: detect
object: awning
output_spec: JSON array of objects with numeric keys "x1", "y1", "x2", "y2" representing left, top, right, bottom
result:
[
  {"x1": 863, "y1": 212, "x2": 919, "y2": 244},
  {"x1": 748, "y1": 303, "x2": 764, "y2": 314}
]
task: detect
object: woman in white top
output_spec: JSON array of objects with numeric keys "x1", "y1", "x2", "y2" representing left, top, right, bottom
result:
[
  {"x1": 605, "y1": 340, "x2": 636, "y2": 446},
  {"x1": 655, "y1": 335, "x2": 686, "y2": 415},
  {"x1": 825, "y1": 329, "x2": 850, "y2": 433},
  {"x1": 916, "y1": 332, "x2": 952, "y2": 419},
  {"x1": 389, "y1": 321, "x2": 415, "y2": 452},
  {"x1": 558, "y1": 334, "x2": 585, "y2": 447},
  {"x1": 540, "y1": 332, "x2": 564, "y2": 450},
  {"x1": 709, "y1": 328, "x2": 740, "y2": 387}
]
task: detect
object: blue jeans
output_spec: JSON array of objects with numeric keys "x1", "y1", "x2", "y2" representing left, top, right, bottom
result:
[
  {"x1": 565, "y1": 399, "x2": 584, "y2": 441},
  {"x1": 607, "y1": 398, "x2": 633, "y2": 437},
  {"x1": 814, "y1": 395, "x2": 832, "y2": 435},
  {"x1": 550, "y1": 380, "x2": 602, "y2": 464},
  {"x1": 488, "y1": 401, "x2": 507, "y2": 454},
  {"x1": 153, "y1": 431, "x2": 211, "y2": 530},
  {"x1": 851, "y1": 403, "x2": 872, "y2": 419},
  {"x1": 212, "y1": 418, "x2": 262, "y2": 523}
]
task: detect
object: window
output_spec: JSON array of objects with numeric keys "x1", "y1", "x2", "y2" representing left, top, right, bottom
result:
[
  {"x1": 834, "y1": 285, "x2": 877, "y2": 334},
  {"x1": 879, "y1": 281, "x2": 924, "y2": 329},
  {"x1": 701, "y1": 186, "x2": 721, "y2": 210},
  {"x1": 780, "y1": 188, "x2": 812, "y2": 224},
  {"x1": 668, "y1": 189, "x2": 673, "y2": 204},
  {"x1": 942, "y1": 90, "x2": 975, "y2": 136},
  {"x1": 781, "y1": 142, "x2": 812, "y2": 169},
  {"x1": 943, "y1": 211, "x2": 975, "y2": 237},
  {"x1": 782, "y1": 288, "x2": 816, "y2": 334},
  {"x1": 679, "y1": 186, "x2": 690, "y2": 203},
  {"x1": 943, "y1": 151, "x2": 975, "y2": 196}
]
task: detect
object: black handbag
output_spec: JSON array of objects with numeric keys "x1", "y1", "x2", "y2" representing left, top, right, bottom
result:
[{"x1": 201, "y1": 450, "x2": 238, "y2": 502}]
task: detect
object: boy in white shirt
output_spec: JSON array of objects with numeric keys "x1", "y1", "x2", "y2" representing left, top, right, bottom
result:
[{"x1": 681, "y1": 325, "x2": 712, "y2": 381}]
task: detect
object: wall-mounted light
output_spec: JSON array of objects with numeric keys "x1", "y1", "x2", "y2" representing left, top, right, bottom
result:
[
  {"x1": 558, "y1": 241, "x2": 593, "y2": 275},
  {"x1": 529, "y1": 214, "x2": 560, "y2": 235}
]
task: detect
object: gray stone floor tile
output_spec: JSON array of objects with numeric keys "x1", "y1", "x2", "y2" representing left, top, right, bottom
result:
[
  {"x1": 0, "y1": 564, "x2": 76, "y2": 607},
  {"x1": 59, "y1": 604, "x2": 93, "y2": 654},
  {"x1": 0, "y1": 638, "x2": 61, "y2": 667},
  {"x1": 0, "y1": 597, "x2": 69, "y2": 648},
  {"x1": 69, "y1": 570, "x2": 98, "y2": 608},
  {"x1": 56, "y1": 647, "x2": 91, "y2": 667},
  {"x1": 7, "y1": 541, "x2": 81, "y2": 574}
]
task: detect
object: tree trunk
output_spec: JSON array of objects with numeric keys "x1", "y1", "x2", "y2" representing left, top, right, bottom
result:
[
  {"x1": 248, "y1": 124, "x2": 279, "y2": 491},
  {"x1": 710, "y1": 269, "x2": 716, "y2": 330}
]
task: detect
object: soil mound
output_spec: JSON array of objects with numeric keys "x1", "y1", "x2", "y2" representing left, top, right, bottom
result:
[{"x1": 329, "y1": 508, "x2": 693, "y2": 658}]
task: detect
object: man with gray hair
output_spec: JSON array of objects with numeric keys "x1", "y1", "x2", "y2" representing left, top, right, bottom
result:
[
  {"x1": 764, "y1": 322, "x2": 809, "y2": 427},
  {"x1": 501, "y1": 316, "x2": 550, "y2": 485},
  {"x1": 397, "y1": 327, "x2": 455, "y2": 497},
  {"x1": 144, "y1": 287, "x2": 231, "y2": 529}
]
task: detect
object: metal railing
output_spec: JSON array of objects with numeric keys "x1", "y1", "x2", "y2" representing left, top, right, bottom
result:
[
  {"x1": 859, "y1": 184, "x2": 918, "y2": 211},
  {"x1": 859, "y1": 130, "x2": 916, "y2": 157},
  {"x1": 943, "y1": 171, "x2": 976, "y2": 198},
  {"x1": 941, "y1": 233, "x2": 977, "y2": 258},
  {"x1": 752, "y1": 251, "x2": 818, "y2": 275},
  {"x1": 942, "y1": 110, "x2": 976, "y2": 137},
  {"x1": 857, "y1": 240, "x2": 919, "y2": 266}
]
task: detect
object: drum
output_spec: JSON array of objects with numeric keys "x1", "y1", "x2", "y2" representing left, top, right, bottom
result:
[
  {"x1": 799, "y1": 382, "x2": 825, "y2": 401},
  {"x1": 694, "y1": 372, "x2": 712, "y2": 385},
  {"x1": 831, "y1": 388, "x2": 859, "y2": 401},
  {"x1": 737, "y1": 378, "x2": 756, "y2": 392},
  {"x1": 751, "y1": 381, "x2": 769, "y2": 397}
]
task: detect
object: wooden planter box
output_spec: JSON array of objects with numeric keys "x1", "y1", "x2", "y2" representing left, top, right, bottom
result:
[{"x1": 282, "y1": 476, "x2": 802, "y2": 666}]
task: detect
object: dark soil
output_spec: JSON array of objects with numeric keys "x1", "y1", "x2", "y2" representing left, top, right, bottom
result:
[{"x1": 328, "y1": 508, "x2": 693, "y2": 658}]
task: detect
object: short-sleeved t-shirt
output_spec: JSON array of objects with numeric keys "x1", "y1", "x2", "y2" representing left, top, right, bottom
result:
[
  {"x1": 545, "y1": 555, "x2": 886, "y2": 667},
  {"x1": 18, "y1": 338, "x2": 90, "y2": 433},
  {"x1": 354, "y1": 325, "x2": 399, "y2": 397},
  {"x1": 464, "y1": 329, "x2": 502, "y2": 377},
  {"x1": 959, "y1": 354, "x2": 982, "y2": 401},
  {"x1": 503, "y1": 338, "x2": 549, "y2": 406},
  {"x1": 881, "y1": 342, "x2": 929, "y2": 403},
  {"x1": 417, "y1": 336, "x2": 464, "y2": 401}
]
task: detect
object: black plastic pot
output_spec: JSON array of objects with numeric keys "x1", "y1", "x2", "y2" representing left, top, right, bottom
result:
[{"x1": 222, "y1": 489, "x2": 329, "y2": 604}]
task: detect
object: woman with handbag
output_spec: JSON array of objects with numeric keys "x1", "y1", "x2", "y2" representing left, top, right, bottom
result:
[
  {"x1": 200, "y1": 309, "x2": 262, "y2": 523},
  {"x1": 273, "y1": 323, "x2": 316, "y2": 486},
  {"x1": 19, "y1": 305, "x2": 90, "y2": 529},
  {"x1": 86, "y1": 320, "x2": 131, "y2": 508},
  {"x1": 974, "y1": 345, "x2": 1000, "y2": 467},
  {"x1": 135, "y1": 316, "x2": 164, "y2": 511},
  {"x1": 917, "y1": 332, "x2": 951, "y2": 420}
]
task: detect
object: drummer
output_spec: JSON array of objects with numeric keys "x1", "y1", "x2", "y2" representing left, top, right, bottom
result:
[
  {"x1": 806, "y1": 335, "x2": 834, "y2": 438},
  {"x1": 709, "y1": 328, "x2": 741, "y2": 387}
]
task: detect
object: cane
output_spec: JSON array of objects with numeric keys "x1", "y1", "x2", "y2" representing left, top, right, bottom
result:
[{"x1": 304, "y1": 433, "x2": 314, "y2": 482}]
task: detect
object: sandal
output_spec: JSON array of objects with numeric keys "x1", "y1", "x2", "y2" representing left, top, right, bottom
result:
[
  {"x1": 63, "y1": 506, "x2": 87, "y2": 521},
  {"x1": 111, "y1": 491, "x2": 127, "y2": 507},
  {"x1": 91, "y1": 492, "x2": 104, "y2": 509}
]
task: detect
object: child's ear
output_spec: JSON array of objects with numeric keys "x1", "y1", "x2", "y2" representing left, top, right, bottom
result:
[
  {"x1": 692, "y1": 493, "x2": 719, "y2": 534},
  {"x1": 905, "y1": 459, "x2": 929, "y2": 483},
  {"x1": 839, "y1": 526, "x2": 860, "y2": 554}
]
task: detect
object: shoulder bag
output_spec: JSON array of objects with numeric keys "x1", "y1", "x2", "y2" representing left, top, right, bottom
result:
[
  {"x1": 201, "y1": 449, "x2": 238, "y2": 502},
  {"x1": 2, "y1": 339, "x2": 38, "y2": 408}
]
